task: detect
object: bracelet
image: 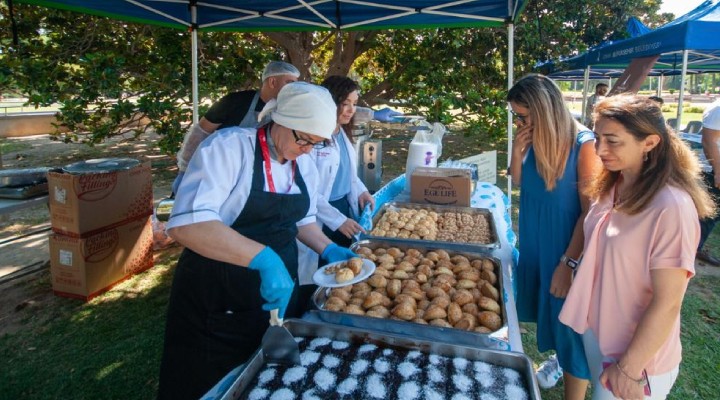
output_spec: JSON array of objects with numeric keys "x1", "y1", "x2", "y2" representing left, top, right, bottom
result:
[{"x1": 615, "y1": 363, "x2": 647, "y2": 385}]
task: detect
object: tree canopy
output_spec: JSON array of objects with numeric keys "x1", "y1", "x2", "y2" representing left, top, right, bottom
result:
[{"x1": 0, "y1": 1, "x2": 669, "y2": 153}]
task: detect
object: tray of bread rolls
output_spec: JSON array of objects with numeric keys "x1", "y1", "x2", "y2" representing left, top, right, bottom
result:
[
  {"x1": 311, "y1": 239, "x2": 511, "y2": 350},
  {"x1": 223, "y1": 318, "x2": 540, "y2": 400},
  {"x1": 363, "y1": 202, "x2": 500, "y2": 250}
]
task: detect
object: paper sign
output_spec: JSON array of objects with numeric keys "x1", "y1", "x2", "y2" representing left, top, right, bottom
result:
[{"x1": 460, "y1": 151, "x2": 497, "y2": 184}]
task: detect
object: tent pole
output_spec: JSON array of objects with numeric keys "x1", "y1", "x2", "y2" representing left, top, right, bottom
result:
[
  {"x1": 581, "y1": 67, "x2": 590, "y2": 124},
  {"x1": 676, "y1": 50, "x2": 689, "y2": 132},
  {"x1": 507, "y1": 22, "x2": 514, "y2": 212},
  {"x1": 657, "y1": 75, "x2": 663, "y2": 97},
  {"x1": 191, "y1": 5, "x2": 199, "y2": 125}
]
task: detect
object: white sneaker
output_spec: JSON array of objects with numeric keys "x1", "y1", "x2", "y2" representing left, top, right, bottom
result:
[{"x1": 536, "y1": 354, "x2": 563, "y2": 389}]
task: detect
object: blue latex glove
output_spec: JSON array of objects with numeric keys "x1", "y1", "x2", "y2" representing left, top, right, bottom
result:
[
  {"x1": 248, "y1": 246, "x2": 294, "y2": 318},
  {"x1": 171, "y1": 172, "x2": 185, "y2": 196},
  {"x1": 373, "y1": 107, "x2": 403, "y2": 123},
  {"x1": 321, "y1": 243, "x2": 357, "y2": 264}
]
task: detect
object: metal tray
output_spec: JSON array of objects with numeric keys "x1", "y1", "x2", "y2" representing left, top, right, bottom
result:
[
  {"x1": 364, "y1": 201, "x2": 500, "y2": 251},
  {"x1": 221, "y1": 319, "x2": 540, "y2": 400},
  {"x1": 0, "y1": 167, "x2": 51, "y2": 188},
  {"x1": 312, "y1": 239, "x2": 511, "y2": 350},
  {"x1": 0, "y1": 182, "x2": 49, "y2": 199}
]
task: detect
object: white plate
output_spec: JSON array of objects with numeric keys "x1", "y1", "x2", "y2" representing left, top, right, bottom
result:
[{"x1": 312, "y1": 259, "x2": 376, "y2": 288}]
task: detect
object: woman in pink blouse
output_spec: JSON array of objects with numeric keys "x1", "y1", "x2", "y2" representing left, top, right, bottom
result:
[{"x1": 559, "y1": 95, "x2": 715, "y2": 399}]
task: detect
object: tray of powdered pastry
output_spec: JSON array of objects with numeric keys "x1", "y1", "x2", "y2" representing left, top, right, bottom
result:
[
  {"x1": 223, "y1": 319, "x2": 540, "y2": 400},
  {"x1": 311, "y1": 239, "x2": 512, "y2": 350},
  {"x1": 364, "y1": 202, "x2": 500, "y2": 251}
]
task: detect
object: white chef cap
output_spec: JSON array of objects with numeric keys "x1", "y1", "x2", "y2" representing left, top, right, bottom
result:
[
  {"x1": 261, "y1": 61, "x2": 300, "y2": 82},
  {"x1": 258, "y1": 82, "x2": 336, "y2": 139}
]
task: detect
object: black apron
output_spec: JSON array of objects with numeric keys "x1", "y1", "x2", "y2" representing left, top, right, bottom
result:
[{"x1": 157, "y1": 128, "x2": 309, "y2": 400}]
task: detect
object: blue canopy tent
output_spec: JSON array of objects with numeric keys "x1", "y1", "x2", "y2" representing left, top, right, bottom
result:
[
  {"x1": 545, "y1": 0, "x2": 720, "y2": 126},
  {"x1": 16, "y1": 1, "x2": 528, "y2": 123}
]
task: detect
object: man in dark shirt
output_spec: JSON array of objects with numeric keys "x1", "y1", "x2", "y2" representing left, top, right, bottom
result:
[{"x1": 175, "y1": 61, "x2": 300, "y2": 177}]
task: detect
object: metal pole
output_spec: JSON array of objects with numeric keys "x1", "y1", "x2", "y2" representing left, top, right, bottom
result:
[
  {"x1": 507, "y1": 23, "x2": 514, "y2": 211},
  {"x1": 580, "y1": 67, "x2": 590, "y2": 123},
  {"x1": 191, "y1": 5, "x2": 199, "y2": 124},
  {"x1": 676, "y1": 50, "x2": 689, "y2": 132}
]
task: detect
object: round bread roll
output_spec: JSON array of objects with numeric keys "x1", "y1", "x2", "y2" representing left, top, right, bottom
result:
[
  {"x1": 457, "y1": 279, "x2": 477, "y2": 289},
  {"x1": 423, "y1": 305, "x2": 448, "y2": 321},
  {"x1": 478, "y1": 310, "x2": 502, "y2": 331},
  {"x1": 325, "y1": 296, "x2": 347, "y2": 311},
  {"x1": 344, "y1": 304, "x2": 365, "y2": 315},
  {"x1": 481, "y1": 269, "x2": 498, "y2": 285},
  {"x1": 362, "y1": 291, "x2": 384, "y2": 309},
  {"x1": 481, "y1": 258, "x2": 495, "y2": 272},
  {"x1": 329, "y1": 288, "x2": 351, "y2": 302},
  {"x1": 335, "y1": 268, "x2": 355, "y2": 283},
  {"x1": 474, "y1": 326, "x2": 493, "y2": 334},
  {"x1": 429, "y1": 296, "x2": 450, "y2": 309},
  {"x1": 366, "y1": 306, "x2": 391, "y2": 319},
  {"x1": 352, "y1": 282, "x2": 371, "y2": 293},
  {"x1": 447, "y1": 302, "x2": 463, "y2": 325},
  {"x1": 386, "y1": 279, "x2": 402, "y2": 298},
  {"x1": 478, "y1": 296, "x2": 501, "y2": 313},
  {"x1": 453, "y1": 289, "x2": 474, "y2": 306},
  {"x1": 394, "y1": 293, "x2": 418, "y2": 307},
  {"x1": 367, "y1": 274, "x2": 388, "y2": 288},
  {"x1": 458, "y1": 270, "x2": 481, "y2": 282},
  {"x1": 347, "y1": 257, "x2": 364, "y2": 275},
  {"x1": 391, "y1": 302, "x2": 416, "y2": 320},
  {"x1": 348, "y1": 297, "x2": 365, "y2": 306},
  {"x1": 429, "y1": 319, "x2": 453, "y2": 328},
  {"x1": 481, "y1": 281, "x2": 500, "y2": 301},
  {"x1": 462, "y1": 302, "x2": 479, "y2": 315}
]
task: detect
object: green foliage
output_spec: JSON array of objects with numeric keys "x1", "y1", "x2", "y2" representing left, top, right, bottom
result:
[
  {"x1": 1, "y1": 1, "x2": 670, "y2": 152},
  {"x1": 1, "y1": 5, "x2": 275, "y2": 154}
]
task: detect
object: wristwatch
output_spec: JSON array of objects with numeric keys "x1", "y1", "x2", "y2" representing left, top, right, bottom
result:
[{"x1": 560, "y1": 254, "x2": 579, "y2": 271}]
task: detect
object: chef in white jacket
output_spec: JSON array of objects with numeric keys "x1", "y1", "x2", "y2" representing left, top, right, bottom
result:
[
  {"x1": 159, "y1": 82, "x2": 357, "y2": 400},
  {"x1": 297, "y1": 76, "x2": 376, "y2": 291}
]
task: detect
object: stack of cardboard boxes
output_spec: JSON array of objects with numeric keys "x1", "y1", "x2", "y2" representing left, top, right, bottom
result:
[{"x1": 47, "y1": 160, "x2": 155, "y2": 300}]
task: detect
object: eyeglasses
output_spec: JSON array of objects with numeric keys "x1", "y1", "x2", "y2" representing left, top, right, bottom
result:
[
  {"x1": 292, "y1": 129, "x2": 326, "y2": 149},
  {"x1": 511, "y1": 110, "x2": 528, "y2": 125}
]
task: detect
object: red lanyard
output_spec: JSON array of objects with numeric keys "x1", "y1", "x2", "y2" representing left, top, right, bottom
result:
[{"x1": 258, "y1": 127, "x2": 295, "y2": 194}]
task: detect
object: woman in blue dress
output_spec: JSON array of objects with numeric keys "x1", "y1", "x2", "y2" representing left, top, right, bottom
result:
[{"x1": 508, "y1": 74, "x2": 600, "y2": 399}]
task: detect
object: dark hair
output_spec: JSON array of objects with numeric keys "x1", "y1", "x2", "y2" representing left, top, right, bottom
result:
[
  {"x1": 320, "y1": 75, "x2": 359, "y2": 144},
  {"x1": 595, "y1": 83, "x2": 609, "y2": 89},
  {"x1": 588, "y1": 94, "x2": 714, "y2": 217},
  {"x1": 648, "y1": 95, "x2": 664, "y2": 105}
]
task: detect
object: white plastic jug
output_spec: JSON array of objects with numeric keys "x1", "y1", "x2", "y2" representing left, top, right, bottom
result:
[
  {"x1": 405, "y1": 141, "x2": 438, "y2": 192},
  {"x1": 403, "y1": 121, "x2": 446, "y2": 192}
]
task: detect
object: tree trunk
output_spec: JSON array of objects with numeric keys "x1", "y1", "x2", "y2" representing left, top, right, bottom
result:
[
  {"x1": 265, "y1": 32, "x2": 320, "y2": 80},
  {"x1": 325, "y1": 31, "x2": 378, "y2": 78}
]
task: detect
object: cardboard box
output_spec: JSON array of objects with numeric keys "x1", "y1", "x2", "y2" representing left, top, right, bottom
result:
[
  {"x1": 410, "y1": 167, "x2": 472, "y2": 206},
  {"x1": 48, "y1": 161, "x2": 153, "y2": 237},
  {"x1": 49, "y1": 216, "x2": 154, "y2": 301}
]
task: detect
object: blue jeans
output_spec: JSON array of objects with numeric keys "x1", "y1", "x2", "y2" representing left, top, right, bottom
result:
[{"x1": 699, "y1": 170, "x2": 720, "y2": 250}]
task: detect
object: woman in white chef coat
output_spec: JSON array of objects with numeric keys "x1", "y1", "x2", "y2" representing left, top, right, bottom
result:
[
  {"x1": 296, "y1": 76, "x2": 376, "y2": 289},
  {"x1": 157, "y1": 82, "x2": 356, "y2": 400}
]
